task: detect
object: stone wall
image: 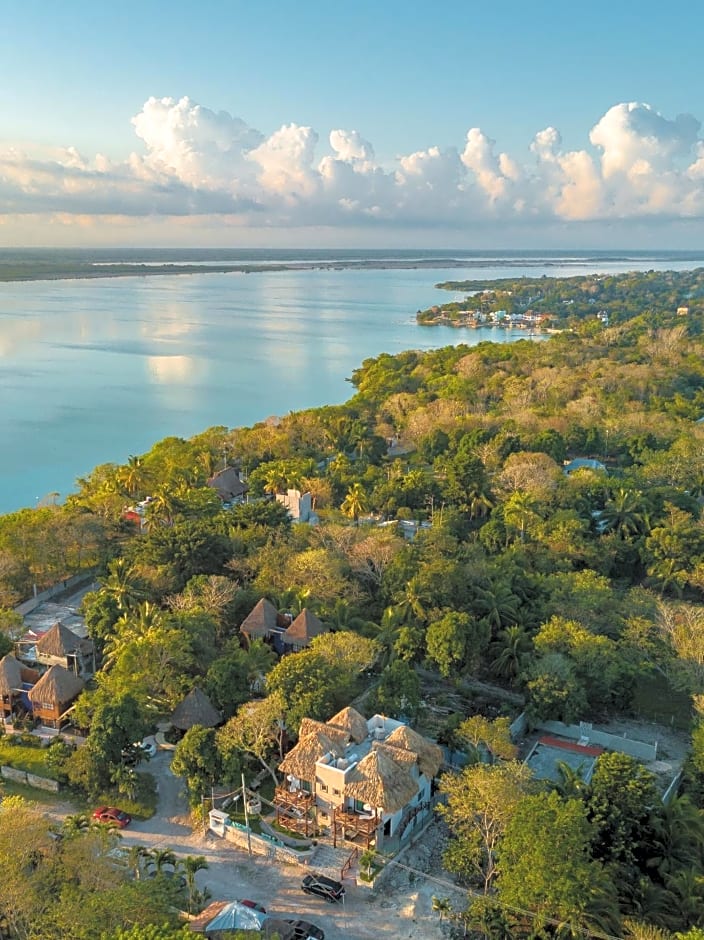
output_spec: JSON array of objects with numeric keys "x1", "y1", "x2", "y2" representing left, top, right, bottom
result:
[{"x1": 1, "y1": 765, "x2": 60, "y2": 792}]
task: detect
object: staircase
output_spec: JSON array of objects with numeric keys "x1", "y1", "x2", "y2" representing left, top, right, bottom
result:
[{"x1": 309, "y1": 843, "x2": 357, "y2": 881}]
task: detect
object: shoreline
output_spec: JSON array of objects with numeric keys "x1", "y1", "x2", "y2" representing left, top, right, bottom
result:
[{"x1": 0, "y1": 257, "x2": 512, "y2": 285}]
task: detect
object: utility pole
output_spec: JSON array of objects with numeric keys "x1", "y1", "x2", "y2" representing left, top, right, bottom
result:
[{"x1": 241, "y1": 773, "x2": 253, "y2": 858}]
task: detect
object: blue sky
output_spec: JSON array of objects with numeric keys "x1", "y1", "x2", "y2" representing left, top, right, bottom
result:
[{"x1": 2, "y1": 0, "x2": 704, "y2": 247}]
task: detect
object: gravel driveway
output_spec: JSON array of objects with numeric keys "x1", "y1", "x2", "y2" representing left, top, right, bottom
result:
[{"x1": 118, "y1": 750, "x2": 450, "y2": 940}]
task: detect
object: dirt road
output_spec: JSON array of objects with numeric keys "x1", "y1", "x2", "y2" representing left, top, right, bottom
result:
[{"x1": 118, "y1": 749, "x2": 452, "y2": 940}]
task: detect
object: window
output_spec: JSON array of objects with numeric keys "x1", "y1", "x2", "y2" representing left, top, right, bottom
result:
[
  {"x1": 319, "y1": 783, "x2": 329, "y2": 793},
  {"x1": 332, "y1": 788, "x2": 341, "y2": 796}
]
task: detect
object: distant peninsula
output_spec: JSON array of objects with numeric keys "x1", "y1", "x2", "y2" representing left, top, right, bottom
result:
[
  {"x1": 416, "y1": 268, "x2": 704, "y2": 330},
  {"x1": 0, "y1": 256, "x2": 509, "y2": 284}
]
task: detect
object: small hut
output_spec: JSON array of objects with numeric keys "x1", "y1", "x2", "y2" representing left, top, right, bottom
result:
[
  {"x1": 327, "y1": 706, "x2": 368, "y2": 744},
  {"x1": 206, "y1": 467, "x2": 249, "y2": 503},
  {"x1": 0, "y1": 654, "x2": 23, "y2": 718},
  {"x1": 282, "y1": 608, "x2": 328, "y2": 652},
  {"x1": 384, "y1": 724, "x2": 443, "y2": 779},
  {"x1": 28, "y1": 664, "x2": 84, "y2": 729},
  {"x1": 345, "y1": 748, "x2": 418, "y2": 815},
  {"x1": 171, "y1": 687, "x2": 221, "y2": 731},
  {"x1": 239, "y1": 598, "x2": 287, "y2": 646},
  {"x1": 34, "y1": 622, "x2": 95, "y2": 677}
]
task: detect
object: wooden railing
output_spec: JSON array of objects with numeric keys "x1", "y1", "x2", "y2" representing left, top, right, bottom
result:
[{"x1": 340, "y1": 846, "x2": 359, "y2": 881}]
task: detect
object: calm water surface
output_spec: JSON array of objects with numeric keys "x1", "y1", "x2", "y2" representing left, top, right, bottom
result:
[{"x1": 1, "y1": 255, "x2": 702, "y2": 513}]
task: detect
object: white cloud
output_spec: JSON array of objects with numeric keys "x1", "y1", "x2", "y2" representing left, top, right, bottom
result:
[{"x1": 2, "y1": 97, "x2": 704, "y2": 233}]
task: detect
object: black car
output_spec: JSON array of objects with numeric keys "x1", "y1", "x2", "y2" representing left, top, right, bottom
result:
[
  {"x1": 263, "y1": 918, "x2": 324, "y2": 940},
  {"x1": 301, "y1": 873, "x2": 345, "y2": 903}
]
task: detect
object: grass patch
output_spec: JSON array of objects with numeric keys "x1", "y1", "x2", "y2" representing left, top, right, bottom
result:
[
  {"x1": 0, "y1": 778, "x2": 73, "y2": 806},
  {"x1": 631, "y1": 671, "x2": 693, "y2": 731},
  {"x1": 0, "y1": 738, "x2": 58, "y2": 778},
  {"x1": 227, "y1": 812, "x2": 263, "y2": 835}
]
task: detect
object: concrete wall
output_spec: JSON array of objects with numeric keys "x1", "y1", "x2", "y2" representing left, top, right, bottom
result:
[
  {"x1": 536, "y1": 720, "x2": 658, "y2": 762},
  {"x1": 14, "y1": 572, "x2": 96, "y2": 616},
  {"x1": 209, "y1": 813, "x2": 315, "y2": 865}
]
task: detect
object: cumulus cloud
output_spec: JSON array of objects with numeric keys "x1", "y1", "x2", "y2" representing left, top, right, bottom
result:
[{"x1": 2, "y1": 97, "x2": 704, "y2": 230}]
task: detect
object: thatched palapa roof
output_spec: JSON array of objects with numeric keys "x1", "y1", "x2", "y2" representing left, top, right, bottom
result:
[
  {"x1": 372, "y1": 740, "x2": 418, "y2": 768},
  {"x1": 283, "y1": 608, "x2": 327, "y2": 647},
  {"x1": 239, "y1": 598, "x2": 281, "y2": 639},
  {"x1": 28, "y1": 665, "x2": 84, "y2": 708},
  {"x1": 327, "y1": 705, "x2": 368, "y2": 744},
  {"x1": 279, "y1": 730, "x2": 345, "y2": 781},
  {"x1": 345, "y1": 748, "x2": 418, "y2": 814},
  {"x1": 171, "y1": 686, "x2": 221, "y2": 730},
  {"x1": 298, "y1": 717, "x2": 349, "y2": 747},
  {"x1": 207, "y1": 467, "x2": 248, "y2": 502},
  {"x1": 36, "y1": 621, "x2": 93, "y2": 657},
  {"x1": 384, "y1": 724, "x2": 443, "y2": 778},
  {"x1": 0, "y1": 654, "x2": 23, "y2": 696}
]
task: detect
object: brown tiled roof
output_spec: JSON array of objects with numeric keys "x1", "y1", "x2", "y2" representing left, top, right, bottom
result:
[{"x1": 283, "y1": 608, "x2": 327, "y2": 646}]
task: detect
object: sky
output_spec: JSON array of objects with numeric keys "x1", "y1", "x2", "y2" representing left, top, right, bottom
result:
[{"x1": 2, "y1": 0, "x2": 704, "y2": 249}]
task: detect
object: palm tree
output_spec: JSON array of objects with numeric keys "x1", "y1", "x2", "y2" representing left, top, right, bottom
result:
[
  {"x1": 180, "y1": 855, "x2": 209, "y2": 913},
  {"x1": 553, "y1": 760, "x2": 589, "y2": 800},
  {"x1": 61, "y1": 813, "x2": 95, "y2": 838},
  {"x1": 503, "y1": 490, "x2": 540, "y2": 542},
  {"x1": 489, "y1": 625, "x2": 531, "y2": 684},
  {"x1": 622, "y1": 920, "x2": 672, "y2": 940},
  {"x1": 474, "y1": 581, "x2": 520, "y2": 632},
  {"x1": 431, "y1": 896, "x2": 452, "y2": 923},
  {"x1": 147, "y1": 847, "x2": 177, "y2": 874},
  {"x1": 601, "y1": 487, "x2": 650, "y2": 540},
  {"x1": 145, "y1": 488, "x2": 177, "y2": 528},
  {"x1": 127, "y1": 844, "x2": 151, "y2": 880},
  {"x1": 341, "y1": 482, "x2": 367, "y2": 525},
  {"x1": 118, "y1": 455, "x2": 151, "y2": 498},
  {"x1": 101, "y1": 558, "x2": 145, "y2": 611}
]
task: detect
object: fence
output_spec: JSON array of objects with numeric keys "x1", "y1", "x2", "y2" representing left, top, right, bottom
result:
[{"x1": 14, "y1": 572, "x2": 97, "y2": 617}]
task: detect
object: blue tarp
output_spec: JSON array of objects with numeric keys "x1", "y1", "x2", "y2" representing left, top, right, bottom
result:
[{"x1": 205, "y1": 901, "x2": 266, "y2": 933}]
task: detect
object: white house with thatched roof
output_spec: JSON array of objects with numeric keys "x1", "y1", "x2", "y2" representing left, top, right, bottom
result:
[{"x1": 276, "y1": 707, "x2": 443, "y2": 849}]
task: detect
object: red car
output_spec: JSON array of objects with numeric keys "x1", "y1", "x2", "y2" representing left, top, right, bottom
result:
[
  {"x1": 239, "y1": 900, "x2": 267, "y2": 914},
  {"x1": 91, "y1": 806, "x2": 132, "y2": 828}
]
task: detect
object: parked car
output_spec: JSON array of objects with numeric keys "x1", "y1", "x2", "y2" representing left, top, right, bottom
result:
[
  {"x1": 91, "y1": 806, "x2": 132, "y2": 828},
  {"x1": 239, "y1": 899, "x2": 267, "y2": 913},
  {"x1": 122, "y1": 738, "x2": 157, "y2": 765},
  {"x1": 301, "y1": 873, "x2": 345, "y2": 903},
  {"x1": 263, "y1": 918, "x2": 324, "y2": 940}
]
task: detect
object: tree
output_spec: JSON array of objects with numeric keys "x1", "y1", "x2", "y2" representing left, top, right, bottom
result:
[
  {"x1": 341, "y1": 482, "x2": 368, "y2": 525},
  {"x1": 172, "y1": 726, "x2": 224, "y2": 804},
  {"x1": 587, "y1": 752, "x2": 660, "y2": 904},
  {"x1": 503, "y1": 490, "x2": 541, "y2": 542},
  {"x1": 457, "y1": 715, "x2": 518, "y2": 763},
  {"x1": 438, "y1": 761, "x2": 532, "y2": 893},
  {"x1": 489, "y1": 625, "x2": 531, "y2": 684},
  {"x1": 496, "y1": 790, "x2": 619, "y2": 937},
  {"x1": 180, "y1": 855, "x2": 209, "y2": 914},
  {"x1": 372, "y1": 659, "x2": 421, "y2": 720},
  {"x1": 426, "y1": 611, "x2": 471, "y2": 678},
  {"x1": 217, "y1": 692, "x2": 286, "y2": 787}
]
